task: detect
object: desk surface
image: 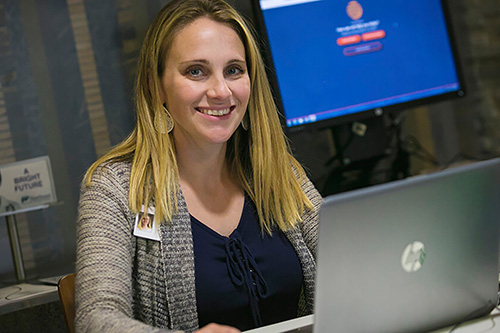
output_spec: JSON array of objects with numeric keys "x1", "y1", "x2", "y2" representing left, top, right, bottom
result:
[
  {"x1": 0, "y1": 283, "x2": 58, "y2": 315},
  {"x1": 244, "y1": 315, "x2": 313, "y2": 333},
  {"x1": 244, "y1": 309, "x2": 500, "y2": 333}
]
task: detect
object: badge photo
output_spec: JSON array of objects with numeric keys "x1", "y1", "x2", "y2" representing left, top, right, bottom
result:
[{"x1": 133, "y1": 206, "x2": 160, "y2": 241}]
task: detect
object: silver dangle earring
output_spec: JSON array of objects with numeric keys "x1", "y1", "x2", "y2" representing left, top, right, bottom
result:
[
  {"x1": 241, "y1": 113, "x2": 249, "y2": 131},
  {"x1": 154, "y1": 106, "x2": 174, "y2": 134}
]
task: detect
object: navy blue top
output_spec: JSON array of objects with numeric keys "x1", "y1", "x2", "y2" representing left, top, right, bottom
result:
[{"x1": 191, "y1": 196, "x2": 303, "y2": 331}]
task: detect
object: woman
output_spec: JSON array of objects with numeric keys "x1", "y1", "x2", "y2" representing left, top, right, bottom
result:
[{"x1": 76, "y1": 0, "x2": 322, "y2": 332}]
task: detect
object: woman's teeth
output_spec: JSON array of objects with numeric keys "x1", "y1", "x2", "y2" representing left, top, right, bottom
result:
[{"x1": 199, "y1": 108, "x2": 231, "y2": 116}]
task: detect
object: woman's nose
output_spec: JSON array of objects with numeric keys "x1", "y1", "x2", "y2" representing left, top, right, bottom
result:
[{"x1": 206, "y1": 75, "x2": 231, "y2": 99}]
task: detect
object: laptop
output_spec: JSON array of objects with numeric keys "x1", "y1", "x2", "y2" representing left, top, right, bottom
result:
[
  {"x1": 245, "y1": 158, "x2": 500, "y2": 333},
  {"x1": 313, "y1": 158, "x2": 500, "y2": 332}
]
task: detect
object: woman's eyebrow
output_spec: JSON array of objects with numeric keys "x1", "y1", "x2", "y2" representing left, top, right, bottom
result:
[
  {"x1": 179, "y1": 59, "x2": 246, "y2": 65},
  {"x1": 179, "y1": 59, "x2": 209, "y2": 65},
  {"x1": 227, "y1": 59, "x2": 246, "y2": 64}
]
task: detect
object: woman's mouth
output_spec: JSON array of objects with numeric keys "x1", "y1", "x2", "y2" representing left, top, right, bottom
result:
[{"x1": 196, "y1": 106, "x2": 235, "y2": 116}]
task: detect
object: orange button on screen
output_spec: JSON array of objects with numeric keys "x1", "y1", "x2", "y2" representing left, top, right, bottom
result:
[
  {"x1": 362, "y1": 30, "x2": 386, "y2": 42},
  {"x1": 337, "y1": 35, "x2": 361, "y2": 46}
]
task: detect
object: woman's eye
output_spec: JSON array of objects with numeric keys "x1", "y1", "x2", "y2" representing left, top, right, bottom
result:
[
  {"x1": 226, "y1": 66, "x2": 243, "y2": 76},
  {"x1": 186, "y1": 68, "x2": 204, "y2": 77}
]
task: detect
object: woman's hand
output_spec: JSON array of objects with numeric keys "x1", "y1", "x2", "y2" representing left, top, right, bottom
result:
[{"x1": 195, "y1": 323, "x2": 241, "y2": 333}]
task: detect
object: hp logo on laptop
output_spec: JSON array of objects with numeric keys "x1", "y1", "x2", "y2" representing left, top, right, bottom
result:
[{"x1": 401, "y1": 241, "x2": 426, "y2": 273}]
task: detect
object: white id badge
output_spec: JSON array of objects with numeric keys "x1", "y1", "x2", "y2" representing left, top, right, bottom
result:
[{"x1": 133, "y1": 206, "x2": 160, "y2": 241}]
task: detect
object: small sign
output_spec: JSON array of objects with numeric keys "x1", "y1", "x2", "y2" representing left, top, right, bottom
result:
[{"x1": 0, "y1": 156, "x2": 57, "y2": 217}]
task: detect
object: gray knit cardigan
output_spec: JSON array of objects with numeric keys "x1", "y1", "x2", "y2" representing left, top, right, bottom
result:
[{"x1": 76, "y1": 161, "x2": 322, "y2": 333}]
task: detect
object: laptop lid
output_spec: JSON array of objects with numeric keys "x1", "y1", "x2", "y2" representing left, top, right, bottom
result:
[{"x1": 314, "y1": 158, "x2": 500, "y2": 333}]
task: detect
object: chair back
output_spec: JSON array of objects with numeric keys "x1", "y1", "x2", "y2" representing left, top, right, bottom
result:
[{"x1": 58, "y1": 273, "x2": 76, "y2": 333}]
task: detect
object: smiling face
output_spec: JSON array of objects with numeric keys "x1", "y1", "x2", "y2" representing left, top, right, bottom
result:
[{"x1": 161, "y1": 17, "x2": 251, "y2": 150}]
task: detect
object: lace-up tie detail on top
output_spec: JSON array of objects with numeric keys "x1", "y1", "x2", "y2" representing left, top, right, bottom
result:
[
  {"x1": 191, "y1": 196, "x2": 303, "y2": 331},
  {"x1": 225, "y1": 230, "x2": 268, "y2": 326}
]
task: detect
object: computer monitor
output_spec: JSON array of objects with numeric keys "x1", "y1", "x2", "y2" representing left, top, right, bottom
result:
[{"x1": 251, "y1": 0, "x2": 465, "y2": 131}]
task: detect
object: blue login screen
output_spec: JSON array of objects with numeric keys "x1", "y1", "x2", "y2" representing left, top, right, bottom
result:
[{"x1": 259, "y1": 0, "x2": 461, "y2": 127}]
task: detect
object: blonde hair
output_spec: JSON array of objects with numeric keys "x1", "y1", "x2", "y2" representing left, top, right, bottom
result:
[{"x1": 85, "y1": 0, "x2": 312, "y2": 233}]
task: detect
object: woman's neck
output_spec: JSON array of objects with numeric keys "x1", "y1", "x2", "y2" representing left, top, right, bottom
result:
[
  {"x1": 175, "y1": 140, "x2": 245, "y2": 236},
  {"x1": 175, "y1": 138, "x2": 231, "y2": 191}
]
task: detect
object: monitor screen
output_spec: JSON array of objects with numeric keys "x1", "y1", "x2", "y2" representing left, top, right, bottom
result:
[{"x1": 253, "y1": 0, "x2": 465, "y2": 131}]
